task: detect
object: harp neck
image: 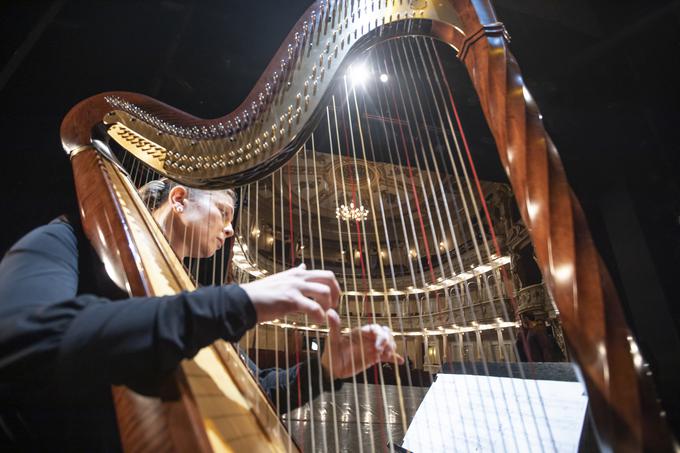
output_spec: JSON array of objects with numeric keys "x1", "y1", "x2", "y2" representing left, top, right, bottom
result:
[{"x1": 64, "y1": 1, "x2": 471, "y2": 188}]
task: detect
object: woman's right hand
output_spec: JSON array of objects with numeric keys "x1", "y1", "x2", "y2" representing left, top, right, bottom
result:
[{"x1": 239, "y1": 263, "x2": 341, "y2": 324}]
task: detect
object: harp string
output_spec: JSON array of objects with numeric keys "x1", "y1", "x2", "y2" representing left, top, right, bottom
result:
[
  {"x1": 246, "y1": 182, "x2": 252, "y2": 272},
  {"x1": 346, "y1": 68, "x2": 399, "y2": 451},
  {"x1": 382, "y1": 38, "x2": 478, "y2": 342},
  {"x1": 279, "y1": 165, "x2": 292, "y2": 432},
  {"x1": 293, "y1": 151, "x2": 316, "y2": 451},
  {"x1": 382, "y1": 35, "x2": 472, "y2": 444},
  {"x1": 376, "y1": 43, "x2": 429, "y2": 347},
  {"x1": 423, "y1": 35, "x2": 537, "y2": 447},
  {"x1": 392, "y1": 38, "x2": 451, "y2": 342},
  {"x1": 129, "y1": 157, "x2": 140, "y2": 186},
  {"x1": 292, "y1": 155, "x2": 303, "y2": 413},
  {"x1": 358, "y1": 42, "x2": 419, "y2": 445},
  {"x1": 385, "y1": 36, "x2": 486, "y2": 449},
  {"x1": 357, "y1": 66, "x2": 412, "y2": 434},
  {"x1": 360, "y1": 77, "x2": 414, "y2": 439},
  {"x1": 392, "y1": 35, "x2": 501, "y2": 446},
  {"x1": 306, "y1": 137, "x2": 328, "y2": 425},
  {"x1": 378, "y1": 43, "x2": 439, "y2": 396},
  {"x1": 408, "y1": 35, "x2": 525, "y2": 449},
  {"x1": 186, "y1": 195, "x2": 196, "y2": 277},
  {"x1": 325, "y1": 103, "x2": 361, "y2": 453},
  {"x1": 369, "y1": 69, "x2": 420, "y2": 398},
  {"x1": 432, "y1": 36, "x2": 537, "y2": 450},
  {"x1": 195, "y1": 187, "x2": 205, "y2": 286},
  {"x1": 353, "y1": 91, "x2": 390, "y2": 447},
  {"x1": 405, "y1": 36, "x2": 499, "y2": 446},
  {"x1": 303, "y1": 140, "x2": 330, "y2": 452},
  {"x1": 270, "y1": 171, "x2": 281, "y2": 417},
  {"x1": 424, "y1": 35, "x2": 527, "y2": 363},
  {"x1": 210, "y1": 215, "x2": 217, "y2": 285},
  {"x1": 404, "y1": 39, "x2": 465, "y2": 364},
  {"x1": 243, "y1": 183, "x2": 251, "y2": 365},
  {"x1": 428, "y1": 36, "x2": 558, "y2": 449},
  {"x1": 328, "y1": 95, "x2": 370, "y2": 453},
  {"x1": 373, "y1": 46, "x2": 443, "y2": 440},
  {"x1": 253, "y1": 178, "x2": 260, "y2": 370},
  {"x1": 339, "y1": 87, "x2": 379, "y2": 452},
  {"x1": 382, "y1": 34, "x2": 484, "y2": 444}
]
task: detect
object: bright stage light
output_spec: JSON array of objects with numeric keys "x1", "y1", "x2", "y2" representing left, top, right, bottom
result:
[
  {"x1": 348, "y1": 64, "x2": 370, "y2": 86},
  {"x1": 379, "y1": 73, "x2": 389, "y2": 83}
]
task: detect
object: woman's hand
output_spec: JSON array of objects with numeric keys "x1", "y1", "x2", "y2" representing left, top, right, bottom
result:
[
  {"x1": 240, "y1": 263, "x2": 341, "y2": 324},
  {"x1": 321, "y1": 310, "x2": 404, "y2": 380}
]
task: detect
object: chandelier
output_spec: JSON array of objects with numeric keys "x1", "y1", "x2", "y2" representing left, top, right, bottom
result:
[{"x1": 336, "y1": 202, "x2": 369, "y2": 222}]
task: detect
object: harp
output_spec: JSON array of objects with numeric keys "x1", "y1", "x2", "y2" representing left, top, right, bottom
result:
[{"x1": 60, "y1": 0, "x2": 676, "y2": 451}]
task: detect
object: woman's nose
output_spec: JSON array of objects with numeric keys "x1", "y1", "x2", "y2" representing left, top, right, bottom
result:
[{"x1": 223, "y1": 223, "x2": 234, "y2": 238}]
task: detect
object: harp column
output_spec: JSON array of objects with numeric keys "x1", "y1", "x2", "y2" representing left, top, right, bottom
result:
[{"x1": 436, "y1": 0, "x2": 676, "y2": 451}]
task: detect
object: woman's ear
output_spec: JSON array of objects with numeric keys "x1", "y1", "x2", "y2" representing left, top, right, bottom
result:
[{"x1": 168, "y1": 185, "x2": 189, "y2": 213}]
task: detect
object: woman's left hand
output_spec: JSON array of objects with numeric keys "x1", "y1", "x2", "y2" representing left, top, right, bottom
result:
[{"x1": 320, "y1": 310, "x2": 404, "y2": 380}]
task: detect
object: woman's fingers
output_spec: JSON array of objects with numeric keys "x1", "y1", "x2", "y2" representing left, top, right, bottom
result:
[
  {"x1": 286, "y1": 265, "x2": 341, "y2": 309},
  {"x1": 242, "y1": 264, "x2": 343, "y2": 324},
  {"x1": 380, "y1": 350, "x2": 404, "y2": 365},
  {"x1": 355, "y1": 324, "x2": 402, "y2": 364},
  {"x1": 298, "y1": 281, "x2": 333, "y2": 310},
  {"x1": 326, "y1": 309, "x2": 342, "y2": 341},
  {"x1": 293, "y1": 293, "x2": 326, "y2": 324},
  {"x1": 304, "y1": 270, "x2": 341, "y2": 308},
  {"x1": 360, "y1": 325, "x2": 389, "y2": 349}
]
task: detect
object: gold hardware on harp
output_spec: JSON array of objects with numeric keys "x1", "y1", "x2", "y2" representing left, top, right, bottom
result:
[
  {"x1": 107, "y1": 123, "x2": 169, "y2": 174},
  {"x1": 99, "y1": 2, "x2": 465, "y2": 188}
]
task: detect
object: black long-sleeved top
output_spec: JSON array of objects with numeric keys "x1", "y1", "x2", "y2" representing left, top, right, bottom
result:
[{"x1": 0, "y1": 220, "x2": 337, "y2": 451}]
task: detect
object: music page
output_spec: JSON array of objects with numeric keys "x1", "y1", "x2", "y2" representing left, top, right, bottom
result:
[{"x1": 401, "y1": 373, "x2": 588, "y2": 453}]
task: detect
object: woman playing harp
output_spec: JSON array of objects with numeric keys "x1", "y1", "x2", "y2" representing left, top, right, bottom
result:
[
  {"x1": 1, "y1": 0, "x2": 675, "y2": 449},
  {"x1": 0, "y1": 177, "x2": 401, "y2": 451}
]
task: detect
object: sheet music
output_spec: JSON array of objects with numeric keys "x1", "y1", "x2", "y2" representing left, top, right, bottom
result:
[{"x1": 401, "y1": 373, "x2": 588, "y2": 453}]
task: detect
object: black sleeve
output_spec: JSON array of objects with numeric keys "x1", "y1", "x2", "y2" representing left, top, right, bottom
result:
[
  {"x1": 241, "y1": 349, "x2": 343, "y2": 414},
  {"x1": 0, "y1": 222, "x2": 257, "y2": 393}
]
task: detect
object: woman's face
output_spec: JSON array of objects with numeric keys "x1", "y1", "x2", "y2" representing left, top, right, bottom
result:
[{"x1": 175, "y1": 189, "x2": 234, "y2": 258}]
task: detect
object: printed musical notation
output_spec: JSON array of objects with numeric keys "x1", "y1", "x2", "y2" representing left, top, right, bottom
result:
[{"x1": 402, "y1": 373, "x2": 588, "y2": 453}]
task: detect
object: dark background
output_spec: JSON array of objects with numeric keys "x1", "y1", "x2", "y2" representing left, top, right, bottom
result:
[{"x1": 1, "y1": 0, "x2": 679, "y2": 438}]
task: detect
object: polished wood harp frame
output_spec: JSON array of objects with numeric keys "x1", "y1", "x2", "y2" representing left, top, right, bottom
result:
[{"x1": 61, "y1": 0, "x2": 675, "y2": 451}]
